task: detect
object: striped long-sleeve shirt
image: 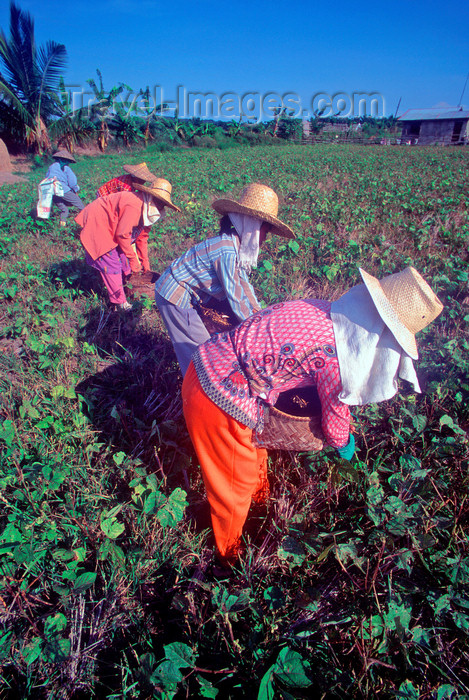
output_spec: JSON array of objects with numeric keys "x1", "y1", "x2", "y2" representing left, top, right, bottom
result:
[{"x1": 155, "y1": 233, "x2": 261, "y2": 322}]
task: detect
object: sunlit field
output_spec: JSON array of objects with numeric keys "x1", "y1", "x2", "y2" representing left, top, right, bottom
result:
[{"x1": 0, "y1": 143, "x2": 468, "y2": 698}]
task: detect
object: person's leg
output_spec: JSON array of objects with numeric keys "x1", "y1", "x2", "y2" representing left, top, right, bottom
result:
[
  {"x1": 52, "y1": 195, "x2": 69, "y2": 222},
  {"x1": 99, "y1": 270, "x2": 127, "y2": 305},
  {"x1": 53, "y1": 192, "x2": 85, "y2": 221},
  {"x1": 155, "y1": 291, "x2": 210, "y2": 376},
  {"x1": 182, "y1": 361, "x2": 268, "y2": 561}
]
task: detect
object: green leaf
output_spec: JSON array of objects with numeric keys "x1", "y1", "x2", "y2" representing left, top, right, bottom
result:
[
  {"x1": 439, "y1": 414, "x2": 466, "y2": 435},
  {"x1": 156, "y1": 488, "x2": 188, "y2": 528},
  {"x1": 197, "y1": 675, "x2": 219, "y2": 698},
  {"x1": 0, "y1": 632, "x2": 12, "y2": 661},
  {"x1": 385, "y1": 596, "x2": 412, "y2": 633},
  {"x1": 258, "y1": 665, "x2": 275, "y2": 700},
  {"x1": 452, "y1": 611, "x2": 469, "y2": 634},
  {"x1": 436, "y1": 684, "x2": 459, "y2": 700},
  {"x1": 273, "y1": 647, "x2": 311, "y2": 689},
  {"x1": 277, "y1": 536, "x2": 306, "y2": 567},
  {"x1": 0, "y1": 419, "x2": 15, "y2": 447},
  {"x1": 43, "y1": 637, "x2": 71, "y2": 663},
  {"x1": 23, "y1": 637, "x2": 43, "y2": 665},
  {"x1": 113, "y1": 451, "x2": 127, "y2": 466},
  {"x1": 288, "y1": 239, "x2": 300, "y2": 255},
  {"x1": 164, "y1": 641, "x2": 194, "y2": 668},
  {"x1": 412, "y1": 414, "x2": 427, "y2": 433},
  {"x1": 411, "y1": 626, "x2": 431, "y2": 647},
  {"x1": 73, "y1": 571, "x2": 97, "y2": 592},
  {"x1": 100, "y1": 516, "x2": 125, "y2": 539},
  {"x1": 44, "y1": 613, "x2": 67, "y2": 637},
  {"x1": 398, "y1": 680, "x2": 419, "y2": 700},
  {"x1": 362, "y1": 615, "x2": 385, "y2": 640},
  {"x1": 263, "y1": 586, "x2": 285, "y2": 611},
  {"x1": 143, "y1": 489, "x2": 166, "y2": 514}
]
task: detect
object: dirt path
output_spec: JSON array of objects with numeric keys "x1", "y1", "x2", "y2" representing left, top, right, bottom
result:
[{"x1": 0, "y1": 172, "x2": 27, "y2": 185}]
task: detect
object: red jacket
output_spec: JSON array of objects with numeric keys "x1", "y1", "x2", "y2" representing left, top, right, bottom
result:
[{"x1": 76, "y1": 191, "x2": 147, "y2": 272}]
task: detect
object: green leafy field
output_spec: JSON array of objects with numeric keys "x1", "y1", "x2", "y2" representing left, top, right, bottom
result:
[{"x1": 0, "y1": 143, "x2": 468, "y2": 699}]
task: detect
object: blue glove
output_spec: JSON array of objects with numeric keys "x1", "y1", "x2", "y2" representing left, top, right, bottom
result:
[{"x1": 337, "y1": 434, "x2": 355, "y2": 461}]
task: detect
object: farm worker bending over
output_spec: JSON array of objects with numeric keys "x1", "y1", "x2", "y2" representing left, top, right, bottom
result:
[
  {"x1": 45, "y1": 150, "x2": 85, "y2": 225},
  {"x1": 96, "y1": 162, "x2": 157, "y2": 198},
  {"x1": 155, "y1": 183, "x2": 295, "y2": 376},
  {"x1": 96, "y1": 162, "x2": 159, "y2": 278},
  {"x1": 76, "y1": 179, "x2": 180, "y2": 311},
  {"x1": 181, "y1": 267, "x2": 443, "y2": 564}
]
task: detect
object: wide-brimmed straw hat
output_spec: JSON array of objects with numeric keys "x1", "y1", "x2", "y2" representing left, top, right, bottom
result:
[
  {"x1": 122, "y1": 162, "x2": 156, "y2": 182},
  {"x1": 133, "y1": 178, "x2": 180, "y2": 211},
  {"x1": 212, "y1": 183, "x2": 295, "y2": 239},
  {"x1": 360, "y1": 266, "x2": 444, "y2": 359},
  {"x1": 53, "y1": 149, "x2": 76, "y2": 163}
]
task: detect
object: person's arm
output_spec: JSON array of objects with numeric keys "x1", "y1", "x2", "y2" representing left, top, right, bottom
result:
[
  {"x1": 65, "y1": 166, "x2": 79, "y2": 192},
  {"x1": 213, "y1": 252, "x2": 261, "y2": 321},
  {"x1": 134, "y1": 227, "x2": 150, "y2": 271},
  {"x1": 115, "y1": 198, "x2": 144, "y2": 272},
  {"x1": 316, "y1": 363, "x2": 351, "y2": 449}
]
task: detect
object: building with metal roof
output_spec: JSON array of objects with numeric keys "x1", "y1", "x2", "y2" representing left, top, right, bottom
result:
[{"x1": 397, "y1": 107, "x2": 469, "y2": 145}]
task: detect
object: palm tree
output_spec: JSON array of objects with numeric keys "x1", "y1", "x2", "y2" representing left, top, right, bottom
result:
[{"x1": 0, "y1": 1, "x2": 67, "y2": 153}]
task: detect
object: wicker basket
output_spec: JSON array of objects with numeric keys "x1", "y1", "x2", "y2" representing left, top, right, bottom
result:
[{"x1": 252, "y1": 387, "x2": 324, "y2": 452}]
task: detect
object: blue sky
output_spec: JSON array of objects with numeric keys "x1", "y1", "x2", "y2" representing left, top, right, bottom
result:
[{"x1": 0, "y1": 0, "x2": 468, "y2": 120}]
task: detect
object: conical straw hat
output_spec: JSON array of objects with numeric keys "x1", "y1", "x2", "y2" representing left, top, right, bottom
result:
[
  {"x1": 122, "y1": 162, "x2": 157, "y2": 182},
  {"x1": 134, "y1": 178, "x2": 180, "y2": 211},
  {"x1": 360, "y1": 267, "x2": 444, "y2": 359},
  {"x1": 212, "y1": 183, "x2": 295, "y2": 239},
  {"x1": 52, "y1": 149, "x2": 76, "y2": 163}
]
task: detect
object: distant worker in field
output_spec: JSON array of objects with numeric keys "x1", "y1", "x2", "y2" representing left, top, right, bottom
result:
[
  {"x1": 76, "y1": 179, "x2": 180, "y2": 310},
  {"x1": 44, "y1": 150, "x2": 85, "y2": 225},
  {"x1": 96, "y1": 162, "x2": 159, "y2": 278},
  {"x1": 96, "y1": 162, "x2": 157, "y2": 197},
  {"x1": 155, "y1": 182, "x2": 295, "y2": 376},
  {"x1": 181, "y1": 267, "x2": 444, "y2": 565}
]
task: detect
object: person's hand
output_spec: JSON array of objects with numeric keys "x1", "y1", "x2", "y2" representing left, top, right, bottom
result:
[
  {"x1": 337, "y1": 434, "x2": 355, "y2": 461},
  {"x1": 130, "y1": 259, "x2": 142, "y2": 273}
]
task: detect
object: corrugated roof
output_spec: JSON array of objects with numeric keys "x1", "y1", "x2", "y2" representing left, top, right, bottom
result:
[{"x1": 398, "y1": 108, "x2": 469, "y2": 121}]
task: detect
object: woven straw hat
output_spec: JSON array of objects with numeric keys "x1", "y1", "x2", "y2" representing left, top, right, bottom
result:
[
  {"x1": 122, "y1": 162, "x2": 156, "y2": 182},
  {"x1": 212, "y1": 183, "x2": 295, "y2": 239},
  {"x1": 53, "y1": 149, "x2": 76, "y2": 163},
  {"x1": 360, "y1": 266, "x2": 444, "y2": 359},
  {"x1": 133, "y1": 178, "x2": 180, "y2": 211}
]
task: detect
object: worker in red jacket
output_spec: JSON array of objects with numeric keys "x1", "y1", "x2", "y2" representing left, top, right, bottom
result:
[{"x1": 76, "y1": 179, "x2": 180, "y2": 310}]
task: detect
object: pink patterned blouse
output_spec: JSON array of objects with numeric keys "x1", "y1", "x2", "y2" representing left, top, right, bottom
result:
[{"x1": 192, "y1": 299, "x2": 350, "y2": 448}]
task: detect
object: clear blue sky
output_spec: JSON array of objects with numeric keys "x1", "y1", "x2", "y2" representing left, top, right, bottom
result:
[{"x1": 1, "y1": 0, "x2": 468, "y2": 120}]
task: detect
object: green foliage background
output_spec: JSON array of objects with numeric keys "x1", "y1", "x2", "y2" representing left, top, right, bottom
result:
[{"x1": 0, "y1": 143, "x2": 468, "y2": 698}]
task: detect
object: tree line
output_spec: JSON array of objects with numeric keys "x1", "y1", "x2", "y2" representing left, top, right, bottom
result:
[{"x1": 0, "y1": 2, "x2": 397, "y2": 156}]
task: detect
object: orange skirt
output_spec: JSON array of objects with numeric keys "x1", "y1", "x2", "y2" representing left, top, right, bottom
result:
[{"x1": 182, "y1": 361, "x2": 268, "y2": 560}]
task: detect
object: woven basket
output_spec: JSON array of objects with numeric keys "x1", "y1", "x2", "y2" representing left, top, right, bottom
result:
[
  {"x1": 196, "y1": 298, "x2": 238, "y2": 334},
  {"x1": 252, "y1": 387, "x2": 324, "y2": 452}
]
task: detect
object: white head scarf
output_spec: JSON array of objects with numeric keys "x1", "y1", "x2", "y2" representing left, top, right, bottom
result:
[
  {"x1": 141, "y1": 192, "x2": 162, "y2": 226},
  {"x1": 330, "y1": 284, "x2": 421, "y2": 405},
  {"x1": 228, "y1": 213, "x2": 262, "y2": 273}
]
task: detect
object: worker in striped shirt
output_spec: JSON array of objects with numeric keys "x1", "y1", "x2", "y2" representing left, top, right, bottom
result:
[{"x1": 155, "y1": 183, "x2": 296, "y2": 376}]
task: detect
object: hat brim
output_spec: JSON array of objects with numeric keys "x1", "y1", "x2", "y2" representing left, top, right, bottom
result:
[
  {"x1": 212, "y1": 199, "x2": 295, "y2": 239},
  {"x1": 53, "y1": 152, "x2": 76, "y2": 163},
  {"x1": 133, "y1": 183, "x2": 181, "y2": 211},
  {"x1": 122, "y1": 164, "x2": 156, "y2": 181},
  {"x1": 359, "y1": 268, "x2": 418, "y2": 359}
]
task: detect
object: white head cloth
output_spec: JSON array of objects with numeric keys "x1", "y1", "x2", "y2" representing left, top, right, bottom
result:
[
  {"x1": 141, "y1": 192, "x2": 162, "y2": 227},
  {"x1": 330, "y1": 283, "x2": 421, "y2": 406},
  {"x1": 228, "y1": 213, "x2": 262, "y2": 273}
]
